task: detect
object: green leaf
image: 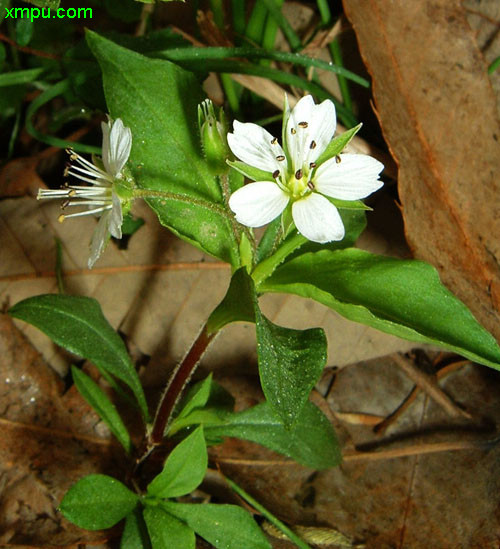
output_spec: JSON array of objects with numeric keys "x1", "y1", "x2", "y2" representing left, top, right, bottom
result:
[
  {"x1": 71, "y1": 366, "x2": 132, "y2": 453},
  {"x1": 256, "y1": 217, "x2": 282, "y2": 263},
  {"x1": 86, "y1": 31, "x2": 240, "y2": 266},
  {"x1": 15, "y1": 18, "x2": 34, "y2": 47},
  {"x1": 169, "y1": 380, "x2": 235, "y2": 436},
  {"x1": 143, "y1": 507, "x2": 195, "y2": 549},
  {"x1": 162, "y1": 502, "x2": 271, "y2": 549},
  {"x1": 121, "y1": 508, "x2": 151, "y2": 549},
  {"x1": 205, "y1": 401, "x2": 341, "y2": 469},
  {"x1": 206, "y1": 268, "x2": 256, "y2": 335},
  {"x1": 261, "y1": 249, "x2": 500, "y2": 369},
  {"x1": 24, "y1": 0, "x2": 60, "y2": 7},
  {"x1": 255, "y1": 310, "x2": 327, "y2": 428},
  {"x1": 147, "y1": 426, "x2": 207, "y2": 498},
  {"x1": 175, "y1": 374, "x2": 213, "y2": 421},
  {"x1": 315, "y1": 123, "x2": 362, "y2": 167},
  {"x1": 0, "y1": 68, "x2": 44, "y2": 87},
  {"x1": 59, "y1": 474, "x2": 138, "y2": 530},
  {"x1": 121, "y1": 213, "x2": 145, "y2": 236},
  {"x1": 9, "y1": 295, "x2": 149, "y2": 420}
]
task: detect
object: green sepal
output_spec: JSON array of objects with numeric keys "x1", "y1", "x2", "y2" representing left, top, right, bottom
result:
[
  {"x1": 315, "y1": 123, "x2": 362, "y2": 167},
  {"x1": 227, "y1": 160, "x2": 274, "y2": 183}
]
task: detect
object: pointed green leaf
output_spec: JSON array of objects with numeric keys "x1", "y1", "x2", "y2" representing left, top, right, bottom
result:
[
  {"x1": 9, "y1": 295, "x2": 149, "y2": 420},
  {"x1": 143, "y1": 507, "x2": 195, "y2": 549},
  {"x1": 72, "y1": 366, "x2": 132, "y2": 453},
  {"x1": 206, "y1": 268, "x2": 256, "y2": 335},
  {"x1": 255, "y1": 309, "x2": 327, "y2": 428},
  {"x1": 162, "y1": 502, "x2": 271, "y2": 549},
  {"x1": 261, "y1": 249, "x2": 500, "y2": 369},
  {"x1": 59, "y1": 474, "x2": 138, "y2": 530},
  {"x1": 147, "y1": 426, "x2": 207, "y2": 498},
  {"x1": 175, "y1": 374, "x2": 213, "y2": 421},
  {"x1": 205, "y1": 401, "x2": 341, "y2": 469},
  {"x1": 169, "y1": 380, "x2": 235, "y2": 436},
  {"x1": 86, "y1": 31, "x2": 239, "y2": 266}
]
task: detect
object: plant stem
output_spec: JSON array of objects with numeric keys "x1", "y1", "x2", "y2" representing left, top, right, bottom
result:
[
  {"x1": 223, "y1": 476, "x2": 312, "y2": 549},
  {"x1": 149, "y1": 323, "x2": 217, "y2": 445}
]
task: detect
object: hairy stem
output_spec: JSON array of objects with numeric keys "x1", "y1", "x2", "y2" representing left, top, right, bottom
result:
[{"x1": 149, "y1": 323, "x2": 217, "y2": 445}]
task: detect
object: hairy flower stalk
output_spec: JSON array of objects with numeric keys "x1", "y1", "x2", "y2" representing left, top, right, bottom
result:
[
  {"x1": 227, "y1": 95, "x2": 384, "y2": 243},
  {"x1": 37, "y1": 118, "x2": 134, "y2": 268}
]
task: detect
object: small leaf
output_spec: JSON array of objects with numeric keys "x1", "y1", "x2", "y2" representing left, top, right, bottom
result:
[
  {"x1": 261, "y1": 248, "x2": 500, "y2": 369},
  {"x1": 256, "y1": 217, "x2": 282, "y2": 263},
  {"x1": 169, "y1": 380, "x2": 235, "y2": 436},
  {"x1": 15, "y1": 18, "x2": 34, "y2": 47},
  {"x1": 206, "y1": 268, "x2": 256, "y2": 335},
  {"x1": 9, "y1": 294, "x2": 149, "y2": 420},
  {"x1": 143, "y1": 507, "x2": 195, "y2": 549},
  {"x1": 175, "y1": 374, "x2": 213, "y2": 421},
  {"x1": 59, "y1": 474, "x2": 138, "y2": 530},
  {"x1": 121, "y1": 508, "x2": 151, "y2": 549},
  {"x1": 162, "y1": 502, "x2": 271, "y2": 549},
  {"x1": 255, "y1": 309, "x2": 327, "y2": 428},
  {"x1": 147, "y1": 426, "x2": 207, "y2": 498},
  {"x1": 205, "y1": 401, "x2": 341, "y2": 469},
  {"x1": 315, "y1": 123, "x2": 363, "y2": 167},
  {"x1": 121, "y1": 213, "x2": 145, "y2": 236},
  {"x1": 71, "y1": 366, "x2": 132, "y2": 453}
]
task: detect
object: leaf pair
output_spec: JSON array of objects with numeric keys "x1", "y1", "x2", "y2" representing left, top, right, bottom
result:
[{"x1": 61, "y1": 427, "x2": 271, "y2": 549}]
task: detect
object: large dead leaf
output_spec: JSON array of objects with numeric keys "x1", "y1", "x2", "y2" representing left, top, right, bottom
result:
[
  {"x1": 343, "y1": 0, "x2": 500, "y2": 342},
  {"x1": 0, "y1": 313, "x2": 125, "y2": 546}
]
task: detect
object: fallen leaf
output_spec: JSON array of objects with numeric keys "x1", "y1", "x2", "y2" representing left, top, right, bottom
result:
[
  {"x1": 343, "y1": 0, "x2": 500, "y2": 342},
  {"x1": 0, "y1": 313, "x2": 125, "y2": 546}
]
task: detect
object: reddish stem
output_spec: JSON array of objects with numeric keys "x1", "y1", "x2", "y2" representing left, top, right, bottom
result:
[{"x1": 149, "y1": 323, "x2": 216, "y2": 444}]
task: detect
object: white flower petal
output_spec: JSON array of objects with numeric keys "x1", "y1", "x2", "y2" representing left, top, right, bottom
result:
[
  {"x1": 292, "y1": 193, "x2": 344, "y2": 243},
  {"x1": 88, "y1": 211, "x2": 111, "y2": 269},
  {"x1": 101, "y1": 119, "x2": 111, "y2": 174},
  {"x1": 228, "y1": 120, "x2": 287, "y2": 174},
  {"x1": 103, "y1": 118, "x2": 132, "y2": 176},
  {"x1": 314, "y1": 153, "x2": 384, "y2": 200},
  {"x1": 108, "y1": 193, "x2": 123, "y2": 239},
  {"x1": 229, "y1": 181, "x2": 289, "y2": 227},
  {"x1": 286, "y1": 95, "x2": 336, "y2": 170}
]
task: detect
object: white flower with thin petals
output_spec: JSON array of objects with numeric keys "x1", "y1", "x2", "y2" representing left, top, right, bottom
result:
[
  {"x1": 37, "y1": 117, "x2": 133, "y2": 268},
  {"x1": 227, "y1": 95, "x2": 384, "y2": 243}
]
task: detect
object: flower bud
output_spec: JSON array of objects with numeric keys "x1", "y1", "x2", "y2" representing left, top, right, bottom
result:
[{"x1": 198, "y1": 99, "x2": 230, "y2": 175}]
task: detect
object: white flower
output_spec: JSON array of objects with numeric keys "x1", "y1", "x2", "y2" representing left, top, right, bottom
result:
[
  {"x1": 227, "y1": 95, "x2": 384, "y2": 243},
  {"x1": 37, "y1": 117, "x2": 133, "y2": 268}
]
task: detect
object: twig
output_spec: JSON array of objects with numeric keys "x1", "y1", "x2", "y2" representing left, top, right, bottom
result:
[
  {"x1": 0, "y1": 32, "x2": 61, "y2": 60},
  {"x1": 391, "y1": 353, "x2": 471, "y2": 420},
  {"x1": 0, "y1": 261, "x2": 229, "y2": 283},
  {"x1": 213, "y1": 436, "x2": 498, "y2": 467},
  {"x1": 343, "y1": 438, "x2": 496, "y2": 462},
  {"x1": 375, "y1": 358, "x2": 471, "y2": 435}
]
